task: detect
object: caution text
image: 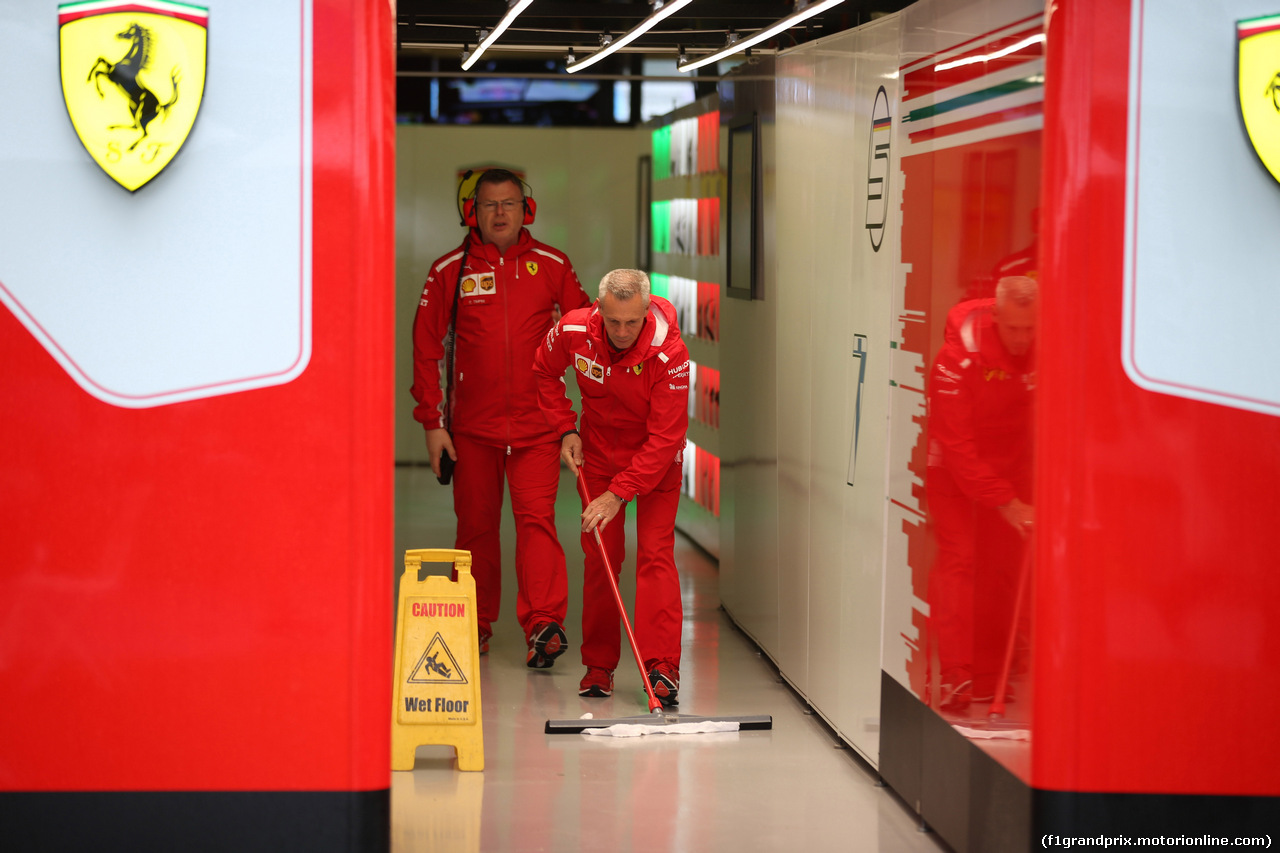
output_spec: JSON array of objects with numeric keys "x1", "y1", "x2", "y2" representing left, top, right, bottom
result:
[{"x1": 412, "y1": 602, "x2": 466, "y2": 617}]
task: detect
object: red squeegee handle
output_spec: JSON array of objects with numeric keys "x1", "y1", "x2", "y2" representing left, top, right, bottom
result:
[
  {"x1": 990, "y1": 532, "x2": 1033, "y2": 721},
  {"x1": 576, "y1": 467, "x2": 664, "y2": 715}
]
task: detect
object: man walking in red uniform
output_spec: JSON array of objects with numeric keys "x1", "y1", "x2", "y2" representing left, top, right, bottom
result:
[
  {"x1": 926, "y1": 275, "x2": 1038, "y2": 713},
  {"x1": 411, "y1": 168, "x2": 592, "y2": 667},
  {"x1": 533, "y1": 269, "x2": 690, "y2": 706}
]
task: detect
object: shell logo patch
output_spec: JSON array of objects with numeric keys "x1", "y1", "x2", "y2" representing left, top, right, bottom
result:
[
  {"x1": 461, "y1": 277, "x2": 478, "y2": 294},
  {"x1": 59, "y1": 0, "x2": 208, "y2": 192},
  {"x1": 526, "y1": 261, "x2": 539, "y2": 276},
  {"x1": 1239, "y1": 14, "x2": 1280, "y2": 185},
  {"x1": 575, "y1": 353, "x2": 604, "y2": 384}
]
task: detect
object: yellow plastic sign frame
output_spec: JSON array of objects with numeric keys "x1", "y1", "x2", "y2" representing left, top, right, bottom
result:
[{"x1": 392, "y1": 549, "x2": 484, "y2": 772}]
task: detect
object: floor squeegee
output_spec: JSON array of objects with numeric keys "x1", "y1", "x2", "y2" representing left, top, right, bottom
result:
[{"x1": 545, "y1": 468, "x2": 773, "y2": 735}]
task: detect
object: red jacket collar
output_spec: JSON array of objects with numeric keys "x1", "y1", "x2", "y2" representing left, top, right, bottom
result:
[
  {"x1": 586, "y1": 296, "x2": 677, "y2": 368},
  {"x1": 465, "y1": 227, "x2": 533, "y2": 262},
  {"x1": 944, "y1": 298, "x2": 1033, "y2": 369}
]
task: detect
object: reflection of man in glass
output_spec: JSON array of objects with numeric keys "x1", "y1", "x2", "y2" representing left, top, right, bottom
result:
[{"x1": 926, "y1": 276, "x2": 1038, "y2": 713}]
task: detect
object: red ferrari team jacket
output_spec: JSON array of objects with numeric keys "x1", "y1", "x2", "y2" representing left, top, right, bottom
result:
[
  {"x1": 533, "y1": 295, "x2": 690, "y2": 501},
  {"x1": 411, "y1": 228, "x2": 591, "y2": 448},
  {"x1": 926, "y1": 298, "x2": 1035, "y2": 508}
]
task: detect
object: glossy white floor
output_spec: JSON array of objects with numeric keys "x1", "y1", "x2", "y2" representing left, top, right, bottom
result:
[{"x1": 392, "y1": 465, "x2": 952, "y2": 853}]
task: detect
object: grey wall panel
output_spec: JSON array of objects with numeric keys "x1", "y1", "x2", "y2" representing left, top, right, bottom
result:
[
  {"x1": 769, "y1": 15, "x2": 905, "y2": 766},
  {"x1": 840, "y1": 14, "x2": 904, "y2": 766},
  {"x1": 718, "y1": 63, "x2": 780, "y2": 656},
  {"x1": 798, "y1": 43, "x2": 858, "y2": 720},
  {"x1": 718, "y1": 303, "x2": 779, "y2": 651},
  {"x1": 773, "y1": 59, "x2": 816, "y2": 690}
]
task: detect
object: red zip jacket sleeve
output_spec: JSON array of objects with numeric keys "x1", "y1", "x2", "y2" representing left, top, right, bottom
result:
[
  {"x1": 610, "y1": 336, "x2": 690, "y2": 500},
  {"x1": 532, "y1": 314, "x2": 581, "y2": 438},
  {"x1": 547, "y1": 249, "x2": 592, "y2": 315},
  {"x1": 927, "y1": 301, "x2": 1021, "y2": 509},
  {"x1": 409, "y1": 241, "x2": 467, "y2": 431},
  {"x1": 928, "y1": 345, "x2": 1017, "y2": 508},
  {"x1": 536, "y1": 299, "x2": 690, "y2": 500}
]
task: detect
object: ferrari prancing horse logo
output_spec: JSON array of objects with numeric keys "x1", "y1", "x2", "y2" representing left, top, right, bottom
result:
[
  {"x1": 59, "y1": 0, "x2": 208, "y2": 191},
  {"x1": 1239, "y1": 13, "x2": 1280, "y2": 186}
]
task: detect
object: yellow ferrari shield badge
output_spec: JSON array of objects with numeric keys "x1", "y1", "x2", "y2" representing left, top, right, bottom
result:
[
  {"x1": 1239, "y1": 13, "x2": 1280, "y2": 185},
  {"x1": 526, "y1": 261, "x2": 538, "y2": 276},
  {"x1": 59, "y1": 0, "x2": 208, "y2": 191}
]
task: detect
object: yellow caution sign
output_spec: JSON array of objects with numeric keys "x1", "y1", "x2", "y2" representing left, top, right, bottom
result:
[{"x1": 392, "y1": 549, "x2": 484, "y2": 772}]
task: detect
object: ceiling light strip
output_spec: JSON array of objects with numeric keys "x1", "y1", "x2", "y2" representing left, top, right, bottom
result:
[
  {"x1": 566, "y1": 0, "x2": 695, "y2": 74},
  {"x1": 461, "y1": 0, "x2": 536, "y2": 71},
  {"x1": 677, "y1": 0, "x2": 847, "y2": 72}
]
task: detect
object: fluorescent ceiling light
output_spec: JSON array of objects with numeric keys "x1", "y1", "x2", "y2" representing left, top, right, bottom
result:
[
  {"x1": 566, "y1": 0, "x2": 695, "y2": 74},
  {"x1": 678, "y1": 0, "x2": 847, "y2": 73},
  {"x1": 461, "y1": 0, "x2": 536, "y2": 71}
]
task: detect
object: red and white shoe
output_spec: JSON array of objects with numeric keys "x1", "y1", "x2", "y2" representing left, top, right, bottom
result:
[
  {"x1": 939, "y1": 680, "x2": 972, "y2": 713},
  {"x1": 526, "y1": 621, "x2": 567, "y2": 669},
  {"x1": 578, "y1": 667, "x2": 614, "y2": 697},
  {"x1": 646, "y1": 660, "x2": 680, "y2": 707}
]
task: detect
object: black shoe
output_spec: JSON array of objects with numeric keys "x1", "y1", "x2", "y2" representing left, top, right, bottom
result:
[{"x1": 526, "y1": 621, "x2": 567, "y2": 669}]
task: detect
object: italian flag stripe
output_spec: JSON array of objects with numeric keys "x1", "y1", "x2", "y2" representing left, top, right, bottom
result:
[
  {"x1": 1238, "y1": 15, "x2": 1280, "y2": 40},
  {"x1": 58, "y1": 0, "x2": 208, "y2": 26}
]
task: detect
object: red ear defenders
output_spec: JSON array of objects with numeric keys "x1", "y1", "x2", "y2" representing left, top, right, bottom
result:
[{"x1": 462, "y1": 194, "x2": 537, "y2": 228}]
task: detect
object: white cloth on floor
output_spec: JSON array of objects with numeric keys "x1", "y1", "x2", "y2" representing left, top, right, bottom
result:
[
  {"x1": 952, "y1": 724, "x2": 1030, "y2": 741},
  {"x1": 582, "y1": 721, "x2": 741, "y2": 738}
]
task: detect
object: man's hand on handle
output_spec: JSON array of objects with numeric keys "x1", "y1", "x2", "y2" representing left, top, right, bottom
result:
[
  {"x1": 998, "y1": 497, "x2": 1035, "y2": 539},
  {"x1": 426, "y1": 428, "x2": 456, "y2": 479},
  {"x1": 560, "y1": 432, "x2": 584, "y2": 475},
  {"x1": 564, "y1": 433, "x2": 624, "y2": 533},
  {"x1": 581, "y1": 490, "x2": 624, "y2": 534}
]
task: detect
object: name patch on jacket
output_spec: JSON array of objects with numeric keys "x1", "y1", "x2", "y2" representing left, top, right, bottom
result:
[
  {"x1": 575, "y1": 353, "x2": 605, "y2": 384},
  {"x1": 460, "y1": 273, "x2": 496, "y2": 299}
]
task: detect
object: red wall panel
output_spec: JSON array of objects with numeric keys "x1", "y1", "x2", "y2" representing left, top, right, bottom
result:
[
  {"x1": 1035, "y1": 0, "x2": 1280, "y2": 796},
  {"x1": 0, "y1": 0, "x2": 393, "y2": 794}
]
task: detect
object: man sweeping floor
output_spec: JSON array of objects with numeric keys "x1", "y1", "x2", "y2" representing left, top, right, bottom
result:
[{"x1": 533, "y1": 268, "x2": 690, "y2": 707}]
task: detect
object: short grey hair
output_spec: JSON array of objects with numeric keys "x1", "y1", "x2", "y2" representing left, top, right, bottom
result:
[
  {"x1": 598, "y1": 269, "x2": 651, "y2": 306},
  {"x1": 995, "y1": 275, "x2": 1038, "y2": 308}
]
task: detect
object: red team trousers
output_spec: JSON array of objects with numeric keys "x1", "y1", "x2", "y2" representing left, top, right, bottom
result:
[
  {"x1": 578, "y1": 460, "x2": 683, "y2": 671},
  {"x1": 926, "y1": 467, "x2": 1023, "y2": 697},
  {"x1": 451, "y1": 433, "x2": 568, "y2": 637}
]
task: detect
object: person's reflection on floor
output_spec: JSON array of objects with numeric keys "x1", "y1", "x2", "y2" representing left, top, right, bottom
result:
[{"x1": 926, "y1": 276, "x2": 1038, "y2": 713}]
